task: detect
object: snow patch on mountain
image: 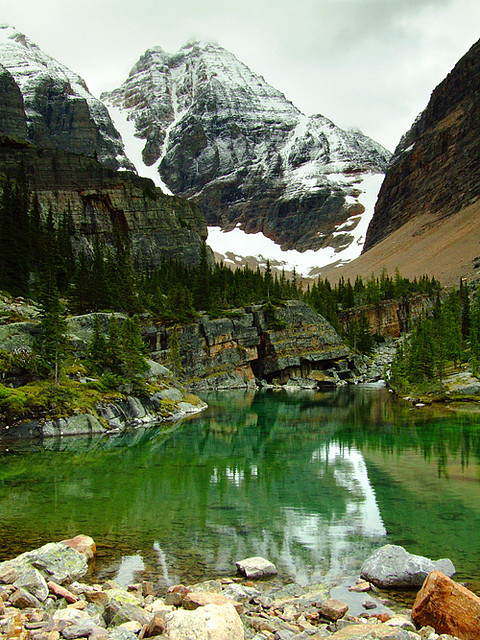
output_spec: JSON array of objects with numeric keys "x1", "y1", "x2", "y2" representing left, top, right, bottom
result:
[{"x1": 208, "y1": 172, "x2": 384, "y2": 276}]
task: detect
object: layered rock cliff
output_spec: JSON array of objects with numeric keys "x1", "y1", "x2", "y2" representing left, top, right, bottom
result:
[
  {"x1": 0, "y1": 25, "x2": 133, "y2": 172},
  {"x1": 145, "y1": 300, "x2": 359, "y2": 390},
  {"x1": 102, "y1": 41, "x2": 391, "y2": 254},
  {"x1": 364, "y1": 37, "x2": 480, "y2": 253},
  {"x1": 0, "y1": 36, "x2": 209, "y2": 269}
]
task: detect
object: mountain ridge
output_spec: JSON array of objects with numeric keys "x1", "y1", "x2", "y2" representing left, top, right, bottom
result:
[{"x1": 102, "y1": 40, "x2": 391, "y2": 265}]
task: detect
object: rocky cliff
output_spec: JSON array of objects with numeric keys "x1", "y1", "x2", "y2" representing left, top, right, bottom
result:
[
  {"x1": 364, "y1": 37, "x2": 480, "y2": 253},
  {"x1": 102, "y1": 42, "x2": 391, "y2": 254},
  {"x1": 0, "y1": 25, "x2": 133, "y2": 172},
  {"x1": 0, "y1": 63, "x2": 26, "y2": 140},
  {"x1": 0, "y1": 42, "x2": 209, "y2": 269},
  {"x1": 339, "y1": 294, "x2": 434, "y2": 339},
  {"x1": 0, "y1": 134, "x2": 209, "y2": 268},
  {"x1": 145, "y1": 300, "x2": 359, "y2": 390}
]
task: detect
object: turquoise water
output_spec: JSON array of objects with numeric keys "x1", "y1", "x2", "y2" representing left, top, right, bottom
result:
[{"x1": 1, "y1": 385, "x2": 480, "y2": 592}]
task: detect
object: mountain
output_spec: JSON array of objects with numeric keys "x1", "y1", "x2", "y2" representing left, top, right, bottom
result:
[
  {"x1": 0, "y1": 28, "x2": 209, "y2": 270},
  {"x1": 0, "y1": 24, "x2": 134, "y2": 172},
  {"x1": 318, "y1": 37, "x2": 480, "y2": 286},
  {"x1": 102, "y1": 41, "x2": 391, "y2": 271}
]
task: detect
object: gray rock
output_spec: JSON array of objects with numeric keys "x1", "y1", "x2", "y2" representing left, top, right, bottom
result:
[
  {"x1": 24, "y1": 542, "x2": 89, "y2": 584},
  {"x1": 108, "y1": 629, "x2": 139, "y2": 640},
  {"x1": 61, "y1": 620, "x2": 107, "y2": 639},
  {"x1": 360, "y1": 544, "x2": 456, "y2": 589},
  {"x1": 9, "y1": 586, "x2": 42, "y2": 609},
  {"x1": 236, "y1": 556, "x2": 278, "y2": 579},
  {"x1": 155, "y1": 387, "x2": 183, "y2": 402},
  {"x1": 14, "y1": 566, "x2": 49, "y2": 602}
]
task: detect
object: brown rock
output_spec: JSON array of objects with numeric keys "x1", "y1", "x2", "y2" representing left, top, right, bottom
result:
[
  {"x1": 183, "y1": 591, "x2": 244, "y2": 614},
  {"x1": 348, "y1": 580, "x2": 372, "y2": 593},
  {"x1": 9, "y1": 587, "x2": 42, "y2": 609},
  {"x1": 84, "y1": 590, "x2": 109, "y2": 606},
  {"x1": 60, "y1": 535, "x2": 96, "y2": 561},
  {"x1": 165, "y1": 584, "x2": 191, "y2": 606},
  {"x1": 140, "y1": 614, "x2": 165, "y2": 638},
  {"x1": 316, "y1": 598, "x2": 349, "y2": 621},
  {"x1": 47, "y1": 582, "x2": 78, "y2": 604},
  {"x1": 412, "y1": 570, "x2": 480, "y2": 640}
]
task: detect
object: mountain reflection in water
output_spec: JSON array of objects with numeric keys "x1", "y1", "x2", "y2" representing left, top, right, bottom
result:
[{"x1": 1, "y1": 386, "x2": 480, "y2": 591}]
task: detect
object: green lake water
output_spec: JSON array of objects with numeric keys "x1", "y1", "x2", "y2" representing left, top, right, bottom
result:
[{"x1": 1, "y1": 385, "x2": 480, "y2": 593}]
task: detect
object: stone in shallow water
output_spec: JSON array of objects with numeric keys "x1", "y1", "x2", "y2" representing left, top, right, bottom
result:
[
  {"x1": 235, "y1": 556, "x2": 277, "y2": 579},
  {"x1": 316, "y1": 598, "x2": 348, "y2": 621},
  {"x1": 360, "y1": 544, "x2": 455, "y2": 589}
]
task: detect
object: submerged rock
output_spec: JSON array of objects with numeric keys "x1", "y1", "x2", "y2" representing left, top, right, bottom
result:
[
  {"x1": 360, "y1": 544, "x2": 455, "y2": 589},
  {"x1": 236, "y1": 557, "x2": 278, "y2": 579}
]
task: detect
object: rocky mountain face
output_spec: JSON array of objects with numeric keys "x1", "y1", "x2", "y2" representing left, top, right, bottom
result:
[
  {"x1": 364, "y1": 37, "x2": 480, "y2": 253},
  {"x1": 102, "y1": 42, "x2": 391, "y2": 253},
  {"x1": 146, "y1": 299, "x2": 361, "y2": 391},
  {"x1": 0, "y1": 31, "x2": 209, "y2": 269},
  {"x1": 0, "y1": 24, "x2": 133, "y2": 172}
]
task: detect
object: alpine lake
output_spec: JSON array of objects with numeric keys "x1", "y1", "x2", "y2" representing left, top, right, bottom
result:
[{"x1": 1, "y1": 384, "x2": 480, "y2": 597}]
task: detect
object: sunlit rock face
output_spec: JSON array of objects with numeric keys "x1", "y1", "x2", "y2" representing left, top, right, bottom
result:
[
  {"x1": 102, "y1": 41, "x2": 391, "y2": 253},
  {"x1": 0, "y1": 24, "x2": 133, "y2": 171}
]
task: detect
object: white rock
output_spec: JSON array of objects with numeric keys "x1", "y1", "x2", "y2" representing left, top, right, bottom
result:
[
  {"x1": 165, "y1": 602, "x2": 244, "y2": 640},
  {"x1": 235, "y1": 556, "x2": 277, "y2": 579}
]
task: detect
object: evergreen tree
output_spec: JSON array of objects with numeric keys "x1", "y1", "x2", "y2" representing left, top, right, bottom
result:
[
  {"x1": 167, "y1": 325, "x2": 184, "y2": 379},
  {"x1": 35, "y1": 271, "x2": 69, "y2": 387}
]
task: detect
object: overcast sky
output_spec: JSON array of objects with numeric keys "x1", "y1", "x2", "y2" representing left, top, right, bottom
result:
[{"x1": 0, "y1": 0, "x2": 479, "y2": 151}]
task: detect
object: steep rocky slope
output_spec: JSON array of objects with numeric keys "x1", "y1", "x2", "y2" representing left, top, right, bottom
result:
[
  {"x1": 146, "y1": 300, "x2": 359, "y2": 390},
  {"x1": 0, "y1": 50, "x2": 209, "y2": 269},
  {"x1": 363, "y1": 37, "x2": 480, "y2": 258},
  {"x1": 0, "y1": 24, "x2": 133, "y2": 172},
  {"x1": 102, "y1": 41, "x2": 391, "y2": 257}
]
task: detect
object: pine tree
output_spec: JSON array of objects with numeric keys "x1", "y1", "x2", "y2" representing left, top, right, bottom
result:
[
  {"x1": 167, "y1": 325, "x2": 184, "y2": 379},
  {"x1": 36, "y1": 271, "x2": 69, "y2": 387}
]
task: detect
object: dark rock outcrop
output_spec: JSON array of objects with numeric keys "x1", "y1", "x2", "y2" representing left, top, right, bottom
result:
[
  {"x1": 103, "y1": 42, "x2": 390, "y2": 253},
  {"x1": 0, "y1": 63, "x2": 26, "y2": 140},
  {"x1": 339, "y1": 293, "x2": 434, "y2": 339},
  {"x1": 146, "y1": 300, "x2": 358, "y2": 390},
  {"x1": 0, "y1": 25, "x2": 132, "y2": 171},
  {"x1": 0, "y1": 134, "x2": 209, "y2": 268},
  {"x1": 364, "y1": 37, "x2": 480, "y2": 252}
]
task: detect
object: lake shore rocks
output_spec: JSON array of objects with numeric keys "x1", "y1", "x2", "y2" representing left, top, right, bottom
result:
[
  {"x1": 0, "y1": 538, "x2": 469, "y2": 640},
  {"x1": 360, "y1": 544, "x2": 456, "y2": 589},
  {"x1": 412, "y1": 570, "x2": 480, "y2": 639}
]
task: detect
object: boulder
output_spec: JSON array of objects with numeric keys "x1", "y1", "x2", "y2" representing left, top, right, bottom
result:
[
  {"x1": 165, "y1": 602, "x2": 244, "y2": 640},
  {"x1": 326, "y1": 623, "x2": 419, "y2": 638},
  {"x1": 360, "y1": 544, "x2": 455, "y2": 588},
  {"x1": 24, "y1": 542, "x2": 88, "y2": 584},
  {"x1": 183, "y1": 591, "x2": 243, "y2": 614},
  {"x1": 9, "y1": 586, "x2": 42, "y2": 609},
  {"x1": 60, "y1": 535, "x2": 96, "y2": 561},
  {"x1": 14, "y1": 566, "x2": 49, "y2": 602},
  {"x1": 316, "y1": 598, "x2": 348, "y2": 621},
  {"x1": 47, "y1": 581, "x2": 78, "y2": 603},
  {"x1": 235, "y1": 556, "x2": 277, "y2": 579},
  {"x1": 412, "y1": 570, "x2": 480, "y2": 639}
]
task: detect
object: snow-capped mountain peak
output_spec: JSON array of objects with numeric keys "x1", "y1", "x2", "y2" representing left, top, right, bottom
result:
[{"x1": 0, "y1": 24, "x2": 133, "y2": 171}]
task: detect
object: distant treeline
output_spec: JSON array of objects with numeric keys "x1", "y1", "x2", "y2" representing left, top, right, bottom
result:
[{"x1": 0, "y1": 179, "x2": 442, "y2": 351}]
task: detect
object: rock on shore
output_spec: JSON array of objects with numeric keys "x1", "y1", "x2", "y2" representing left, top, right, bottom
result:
[{"x1": 0, "y1": 537, "x2": 469, "y2": 640}]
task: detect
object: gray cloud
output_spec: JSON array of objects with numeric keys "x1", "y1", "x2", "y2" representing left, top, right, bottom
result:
[{"x1": 0, "y1": 0, "x2": 478, "y2": 149}]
